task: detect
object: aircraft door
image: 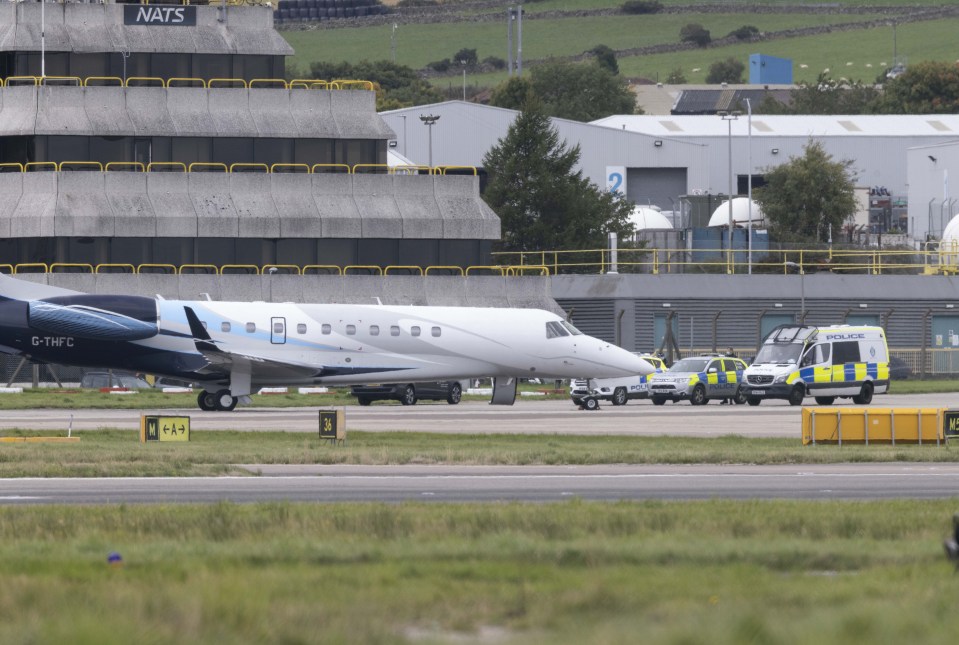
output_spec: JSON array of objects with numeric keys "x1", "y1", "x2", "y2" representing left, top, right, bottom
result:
[{"x1": 271, "y1": 317, "x2": 286, "y2": 344}]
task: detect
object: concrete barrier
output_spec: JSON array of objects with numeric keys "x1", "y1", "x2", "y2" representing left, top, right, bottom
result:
[
  {"x1": 12, "y1": 172, "x2": 57, "y2": 237},
  {"x1": 1, "y1": 86, "x2": 38, "y2": 135},
  {"x1": 433, "y1": 174, "x2": 501, "y2": 239},
  {"x1": 312, "y1": 173, "x2": 360, "y2": 237},
  {"x1": 233, "y1": 173, "x2": 280, "y2": 237},
  {"x1": 37, "y1": 85, "x2": 92, "y2": 135},
  {"x1": 107, "y1": 171, "x2": 157, "y2": 237},
  {"x1": 147, "y1": 172, "x2": 198, "y2": 236},
  {"x1": 273, "y1": 173, "x2": 321, "y2": 238},
  {"x1": 167, "y1": 86, "x2": 216, "y2": 136},
  {"x1": 393, "y1": 174, "x2": 443, "y2": 238},
  {"x1": 249, "y1": 88, "x2": 297, "y2": 137},
  {"x1": 330, "y1": 91, "x2": 393, "y2": 139},
  {"x1": 54, "y1": 171, "x2": 114, "y2": 237},
  {"x1": 125, "y1": 86, "x2": 175, "y2": 134},
  {"x1": 209, "y1": 88, "x2": 257, "y2": 137},
  {"x1": 65, "y1": 3, "x2": 108, "y2": 52},
  {"x1": 0, "y1": 173, "x2": 22, "y2": 239},
  {"x1": 84, "y1": 86, "x2": 136, "y2": 136},
  {"x1": 189, "y1": 172, "x2": 238, "y2": 237},
  {"x1": 505, "y1": 275, "x2": 558, "y2": 310},
  {"x1": 15, "y1": 2, "x2": 69, "y2": 51},
  {"x1": 352, "y1": 174, "x2": 401, "y2": 238},
  {"x1": 290, "y1": 90, "x2": 337, "y2": 138}
]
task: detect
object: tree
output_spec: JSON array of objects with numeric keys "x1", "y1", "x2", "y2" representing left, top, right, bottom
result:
[
  {"x1": 590, "y1": 44, "x2": 619, "y2": 75},
  {"x1": 306, "y1": 60, "x2": 442, "y2": 110},
  {"x1": 665, "y1": 68, "x2": 687, "y2": 84},
  {"x1": 680, "y1": 23, "x2": 710, "y2": 47},
  {"x1": 482, "y1": 100, "x2": 634, "y2": 252},
  {"x1": 755, "y1": 141, "x2": 856, "y2": 245},
  {"x1": 873, "y1": 61, "x2": 959, "y2": 114},
  {"x1": 452, "y1": 48, "x2": 478, "y2": 66},
  {"x1": 490, "y1": 60, "x2": 636, "y2": 121},
  {"x1": 705, "y1": 58, "x2": 744, "y2": 84},
  {"x1": 761, "y1": 72, "x2": 880, "y2": 115}
]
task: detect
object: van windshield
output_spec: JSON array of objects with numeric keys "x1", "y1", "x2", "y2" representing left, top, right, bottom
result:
[{"x1": 754, "y1": 343, "x2": 803, "y2": 365}]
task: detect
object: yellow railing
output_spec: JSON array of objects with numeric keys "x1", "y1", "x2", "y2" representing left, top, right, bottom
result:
[
  {"x1": 0, "y1": 161, "x2": 477, "y2": 177},
  {"x1": 3, "y1": 263, "x2": 542, "y2": 278},
  {"x1": 491, "y1": 247, "x2": 959, "y2": 277},
  {"x1": 1, "y1": 75, "x2": 378, "y2": 90}
]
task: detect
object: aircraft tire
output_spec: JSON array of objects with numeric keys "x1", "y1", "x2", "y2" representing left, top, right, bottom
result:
[
  {"x1": 214, "y1": 389, "x2": 238, "y2": 411},
  {"x1": 446, "y1": 382, "x2": 462, "y2": 405},
  {"x1": 582, "y1": 397, "x2": 600, "y2": 411},
  {"x1": 611, "y1": 387, "x2": 627, "y2": 406},
  {"x1": 197, "y1": 390, "x2": 217, "y2": 411}
]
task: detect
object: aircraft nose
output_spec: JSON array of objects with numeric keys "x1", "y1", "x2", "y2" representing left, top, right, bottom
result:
[{"x1": 591, "y1": 340, "x2": 656, "y2": 377}]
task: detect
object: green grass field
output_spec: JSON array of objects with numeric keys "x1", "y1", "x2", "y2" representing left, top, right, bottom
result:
[
  {"x1": 280, "y1": 0, "x2": 957, "y2": 87},
  {"x1": 1, "y1": 500, "x2": 957, "y2": 644}
]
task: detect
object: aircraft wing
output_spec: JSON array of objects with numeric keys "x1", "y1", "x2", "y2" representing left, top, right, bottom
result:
[{"x1": 183, "y1": 306, "x2": 320, "y2": 380}]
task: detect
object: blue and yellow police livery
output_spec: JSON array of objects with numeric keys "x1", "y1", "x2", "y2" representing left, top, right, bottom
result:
[
  {"x1": 648, "y1": 355, "x2": 748, "y2": 406},
  {"x1": 741, "y1": 325, "x2": 890, "y2": 406}
]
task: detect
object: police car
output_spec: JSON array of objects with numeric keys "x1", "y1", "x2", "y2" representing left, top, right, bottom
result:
[
  {"x1": 570, "y1": 354, "x2": 666, "y2": 410},
  {"x1": 648, "y1": 355, "x2": 748, "y2": 405}
]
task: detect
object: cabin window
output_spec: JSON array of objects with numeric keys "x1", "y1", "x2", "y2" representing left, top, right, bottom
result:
[
  {"x1": 431, "y1": 326, "x2": 441, "y2": 337},
  {"x1": 346, "y1": 324, "x2": 356, "y2": 335},
  {"x1": 245, "y1": 322, "x2": 255, "y2": 333},
  {"x1": 273, "y1": 322, "x2": 284, "y2": 334},
  {"x1": 297, "y1": 323, "x2": 307, "y2": 334},
  {"x1": 322, "y1": 323, "x2": 331, "y2": 335},
  {"x1": 370, "y1": 325, "x2": 379, "y2": 336},
  {"x1": 411, "y1": 326, "x2": 421, "y2": 337},
  {"x1": 545, "y1": 321, "x2": 569, "y2": 339},
  {"x1": 390, "y1": 325, "x2": 400, "y2": 336},
  {"x1": 221, "y1": 322, "x2": 231, "y2": 332}
]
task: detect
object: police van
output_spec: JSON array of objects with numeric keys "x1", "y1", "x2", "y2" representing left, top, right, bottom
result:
[{"x1": 740, "y1": 325, "x2": 889, "y2": 406}]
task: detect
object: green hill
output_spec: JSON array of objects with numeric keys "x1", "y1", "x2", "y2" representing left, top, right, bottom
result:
[{"x1": 279, "y1": 1, "x2": 959, "y2": 89}]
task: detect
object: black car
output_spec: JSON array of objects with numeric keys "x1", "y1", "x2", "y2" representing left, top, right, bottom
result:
[
  {"x1": 889, "y1": 356, "x2": 913, "y2": 380},
  {"x1": 80, "y1": 371, "x2": 153, "y2": 389},
  {"x1": 350, "y1": 381, "x2": 464, "y2": 406}
]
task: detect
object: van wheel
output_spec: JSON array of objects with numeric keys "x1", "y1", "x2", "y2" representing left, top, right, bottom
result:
[
  {"x1": 651, "y1": 397, "x2": 666, "y2": 406},
  {"x1": 814, "y1": 396, "x2": 835, "y2": 406},
  {"x1": 787, "y1": 385, "x2": 805, "y2": 406},
  {"x1": 611, "y1": 388, "x2": 627, "y2": 406},
  {"x1": 689, "y1": 384, "x2": 707, "y2": 406},
  {"x1": 852, "y1": 382, "x2": 874, "y2": 405},
  {"x1": 732, "y1": 386, "x2": 747, "y2": 405},
  {"x1": 747, "y1": 397, "x2": 762, "y2": 406},
  {"x1": 357, "y1": 397, "x2": 372, "y2": 406},
  {"x1": 583, "y1": 397, "x2": 600, "y2": 411}
]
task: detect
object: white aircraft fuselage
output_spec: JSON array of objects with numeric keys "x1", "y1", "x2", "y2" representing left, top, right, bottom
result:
[{"x1": 0, "y1": 275, "x2": 653, "y2": 410}]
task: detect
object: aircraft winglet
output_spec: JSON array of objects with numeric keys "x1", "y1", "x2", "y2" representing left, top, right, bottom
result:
[{"x1": 183, "y1": 306, "x2": 221, "y2": 354}]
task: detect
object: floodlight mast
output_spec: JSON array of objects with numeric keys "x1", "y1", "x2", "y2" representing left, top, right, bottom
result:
[{"x1": 419, "y1": 114, "x2": 440, "y2": 168}]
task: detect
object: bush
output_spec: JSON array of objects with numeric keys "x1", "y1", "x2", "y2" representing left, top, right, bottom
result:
[
  {"x1": 482, "y1": 56, "x2": 506, "y2": 70},
  {"x1": 706, "y1": 57, "x2": 745, "y2": 84},
  {"x1": 427, "y1": 59, "x2": 451, "y2": 72},
  {"x1": 621, "y1": 0, "x2": 663, "y2": 14},
  {"x1": 453, "y1": 49, "x2": 478, "y2": 66},
  {"x1": 665, "y1": 68, "x2": 687, "y2": 84},
  {"x1": 396, "y1": 0, "x2": 437, "y2": 6},
  {"x1": 729, "y1": 25, "x2": 760, "y2": 41},
  {"x1": 680, "y1": 23, "x2": 711, "y2": 47}
]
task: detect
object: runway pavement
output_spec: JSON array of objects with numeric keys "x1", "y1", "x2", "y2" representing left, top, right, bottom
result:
[
  {"x1": 1, "y1": 464, "x2": 958, "y2": 504},
  {"x1": 2, "y1": 392, "x2": 958, "y2": 437},
  {"x1": 2, "y1": 393, "x2": 959, "y2": 505}
]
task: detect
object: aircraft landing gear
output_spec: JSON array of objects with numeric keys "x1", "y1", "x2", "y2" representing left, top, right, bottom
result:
[{"x1": 197, "y1": 389, "x2": 238, "y2": 411}]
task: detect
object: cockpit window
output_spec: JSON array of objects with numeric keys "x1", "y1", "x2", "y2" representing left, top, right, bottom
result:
[
  {"x1": 545, "y1": 321, "x2": 570, "y2": 339},
  {"x1": 561, "y1": 321, "x2": 583, "y2": 335}
]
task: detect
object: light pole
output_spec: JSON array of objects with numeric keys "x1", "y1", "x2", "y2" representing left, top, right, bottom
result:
[
  {"x1": 460, "y1": 60, "x2": 467, "y2": 101},
  {"x1": 391, "y1": 23, "x2": 397, "y2": 63},
  {"x1": 745, "y1": 98, "x2": 753, "y2": 275},
  {"x1": 785, "y1": 261, "x2": 805, "y2": 323},
  {"x1": 419, "y1": 114, "x2": 440, "y2": 168},
  {"x1": 718, "y1": 110, "x2": 740, "y2": 273}
]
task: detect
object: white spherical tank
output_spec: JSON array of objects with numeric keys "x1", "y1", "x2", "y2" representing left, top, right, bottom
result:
[
  {"x1": 707, "y1": 198, "x2": 764, "y2": 227},
  {"x1": 940, "y1": 213, "x2": 959, "y2": 266},
  {"x1": 629, "y1": 206, "x2": 673, "y2": 231}
]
